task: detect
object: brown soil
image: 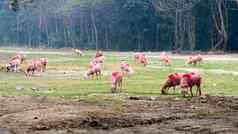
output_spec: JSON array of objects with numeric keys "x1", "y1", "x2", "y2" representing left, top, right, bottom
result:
[{"x1": 0, "y1": 95, "x2": 238, "y2": 134}]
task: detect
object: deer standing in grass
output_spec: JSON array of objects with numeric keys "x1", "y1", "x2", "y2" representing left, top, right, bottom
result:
[{"x1": 111, "y1": 71, "x2": 123, "y2": 93}]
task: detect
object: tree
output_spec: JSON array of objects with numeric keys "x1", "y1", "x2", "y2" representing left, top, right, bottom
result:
[
  {"x1": 210, "y1": 0, "x2": 228, "y2": 50},
  {"x1": 2, "y1": 0, "x2": 237, "y2": 51}
]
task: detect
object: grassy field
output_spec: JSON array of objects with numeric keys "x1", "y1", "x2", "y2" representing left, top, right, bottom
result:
[{"x1": 0, "y1": 48, "x2": 238, "y2": 100}]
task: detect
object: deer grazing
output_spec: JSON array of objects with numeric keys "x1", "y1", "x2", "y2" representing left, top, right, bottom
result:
[
  {"x1": 158, "y1": 52, "x2": 171, "y2": 66},
  {"x1": 73, "y1": 49, "x2": 83, "y2": 56},
  {"x1": 84, "y1": 63, "x2": 102, "y2": 79},
  {"x1": 186, "y1": 54, "x2": 203, "y2": 66},
  {"x1": 180, "y1": 72, "x2": 202, "y2": 97},
  {"x1": 134, "y1": 52, "x2": 148, "y2": 66},
  {"x1": 161, "y1": 73, "x2": 184, "y2": 94},
  {"x1": 120, "y1": 60, "x2": 134, "y2": 75}
]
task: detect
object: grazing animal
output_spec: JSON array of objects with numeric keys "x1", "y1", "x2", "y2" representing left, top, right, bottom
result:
[
  {"x1": 186, "y1": 54, "x2": 203, "y2": 66},
  {"x1": 139, "y1": 55, "x2": 148, "y2": 66},
  {"x1": 158, "y1": 52, "x2": 171, "y2": 66},
  {"x1": 93, "y1": 56, "x2": 104, "y2": 64},
  {"x1": 161, "y1": 73, "x2": 184, "y2": 94},
  {"x1": 195, "y1": 54, "x2": 203, "y2": 64},
  {"x1": 7, "y1": 58, "x2": 21, "y2": 72},
  {"x1": 74, "y1": 49, "x2": 83, "y2": 56},
  {"x1": 93, "y1": 50, "x2": 104, "y2": 63},
  {"x1": 89, "y1": 60, "x2": 98, "y2": 69},
  {"x1": 84, "y1": 63, "x2": 101, "y2": 79},
  {"x1": 25, "y1": 64, "x2": 38, "y2": 76},
  {"x1": 120, "y1": 60, "x2": 134, "y2": 75},
  {"x1": 95, "y1": 50, "x2": 103, "y2": 58},
  {"x1": 111, "y1": 71, "x2": 123, "y2": 93},
  {"x1": 134, "y1": 52, "x2": 145, "y2": 61},
  {"x1": 25, "y1": 58, "x2": 48, "y2": 76},
  {"x1": 11, "y1": 53, "x2": 26, "y2": 64},
  {"x1": 134, "y1": 53, "x2": 148, "y2": 66},
  {"x1": 39, "y1": 58, "x2": 48, "y2": 72},
  {"x1": 30, "y1": 59, "x2": 48, "y2": 73},
  {"x1": 180, "y1": 72, "x2": 202, "y2": 97},
  {"x1": 7, "y1": 53, "x2": 26, "y2": 72},
  {"x1": 134, "y1": 52, "x2": 141, "y2": 60}
]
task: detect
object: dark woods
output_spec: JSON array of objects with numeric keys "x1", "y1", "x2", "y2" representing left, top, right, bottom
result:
[{"x1": 1, "y1": 0, "x2": 238, "y2": 51}]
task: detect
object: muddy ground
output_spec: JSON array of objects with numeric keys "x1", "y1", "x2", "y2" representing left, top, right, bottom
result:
[{"x1": 0, "y1": 95, "x2": 238, "y2": 134}]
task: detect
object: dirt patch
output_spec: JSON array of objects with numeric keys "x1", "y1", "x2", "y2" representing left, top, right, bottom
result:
[{"x1": 0, "y1": 95, "x2": 237, "y2": 134}]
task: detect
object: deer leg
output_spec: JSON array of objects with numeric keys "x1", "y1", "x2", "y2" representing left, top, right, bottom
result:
[
  {"x1": 197, "y1": 85, "x2": 202, "y2": 96},
  {"x1": 117, "y1": 81, "x2": 120, "y2": 93},
  {"x1": 190, "y1": 87, "x2": 193, "y2": 97},
  {"x1": 115, "y1": 83, "x2": 118, "y2": 93},
  {"x1": 14, "y1": 65, "x2": 17, "y2": 72},
  {"x1": 165, "y1": 87, "x2": 169, "y2": 94},
  {"x1": 120, "y1": 80, "x2": 123, "y2": 92}
]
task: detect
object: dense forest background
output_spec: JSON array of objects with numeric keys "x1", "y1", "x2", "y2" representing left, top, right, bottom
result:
[{"x1": 1, "y1": 0, "x2": 238, "y2": 51}]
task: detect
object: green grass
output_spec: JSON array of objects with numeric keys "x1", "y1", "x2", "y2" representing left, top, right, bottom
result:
[{"x1": 0, "y1": 48, "x2": 238, "y2": 101}]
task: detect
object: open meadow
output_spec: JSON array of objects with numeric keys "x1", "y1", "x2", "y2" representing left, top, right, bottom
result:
[
  {"x1": 1, "y1": 48, "x2": 238, "y2": 98},
  {"x1": 0, "y1": 48, "x2": 238, "y2": 134}
]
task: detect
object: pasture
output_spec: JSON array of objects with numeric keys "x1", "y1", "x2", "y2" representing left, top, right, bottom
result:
[
  {"x1": 0, "y1": 48, "x2": 238, "y2": 134},
  {"x1": 0, "y1": 48, "x2": 238, "y2": 98}
]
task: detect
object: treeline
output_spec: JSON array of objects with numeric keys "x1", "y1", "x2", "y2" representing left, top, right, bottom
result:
[{"x1": 0, "y1": 0, "x2": 238, "y2": 51}]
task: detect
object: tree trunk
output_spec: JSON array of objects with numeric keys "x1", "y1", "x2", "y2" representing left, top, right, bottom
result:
[{"x1": 91, "y1": 3, "x2": 98, "y2": 50}]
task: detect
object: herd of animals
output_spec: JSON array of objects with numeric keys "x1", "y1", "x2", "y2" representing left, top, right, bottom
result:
[{"x1": 0, "y1": 49, "x2": 204, "y2": 97}]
